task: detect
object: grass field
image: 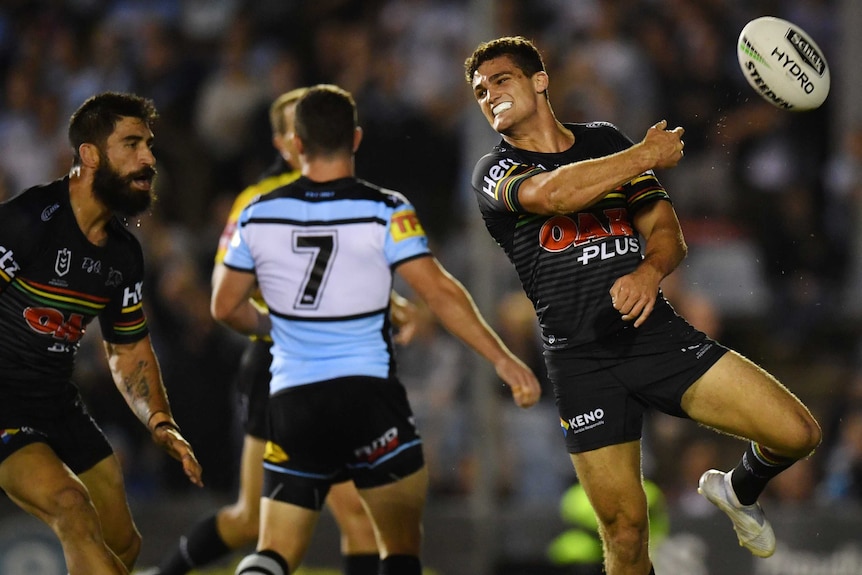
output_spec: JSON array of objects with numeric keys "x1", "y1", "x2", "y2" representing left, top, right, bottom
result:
[{"x1": 133, "y1": 562, "x2": 439, "y2": 575}]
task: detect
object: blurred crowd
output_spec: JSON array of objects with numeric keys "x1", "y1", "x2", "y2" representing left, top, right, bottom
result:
[{"x1": 2, "y1": 0, "x2": 862, "y2": 517}]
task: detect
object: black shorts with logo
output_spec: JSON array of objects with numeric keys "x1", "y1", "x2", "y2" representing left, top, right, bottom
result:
[
  {"x1": 235, "y1": 338, "x2": 273, "y2": 440},
  {"x1": 547, "y1": 306, "x2": 728, "y2": 454},
  {"x1": 262, "y1": 376, "x2": 424, "y2": 510},
  {"x1": 0, "y1": 384, "x2": 114, "y2": 474}
]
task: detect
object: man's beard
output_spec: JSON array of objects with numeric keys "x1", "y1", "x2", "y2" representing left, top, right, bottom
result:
[{"x1": 92, "y1": 157, "x2": 157, "y2": 217}]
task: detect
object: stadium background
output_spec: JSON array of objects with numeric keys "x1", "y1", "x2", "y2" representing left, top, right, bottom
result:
[{"x1": 0, "y1": 1, "x2": 861, "y2": 574}]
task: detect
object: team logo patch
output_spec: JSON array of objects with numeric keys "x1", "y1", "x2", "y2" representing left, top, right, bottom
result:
[
  {"x1": 105, "y1": 268, "x2": 123, "y2": 287},
  {"x1": 390, "y1": 210, "x2": 424, "y2": 242}
]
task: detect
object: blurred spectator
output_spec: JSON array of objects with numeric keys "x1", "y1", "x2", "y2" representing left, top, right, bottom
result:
[
  {"x1": 0, "y1": 65, "x2": 67, "y2": 193},
  {"x1": 193, "y1": 14, "x2": 267, "y2": 194},
  {"x1": 817, "y1": 406, "x2": 862, "y2": 503}
]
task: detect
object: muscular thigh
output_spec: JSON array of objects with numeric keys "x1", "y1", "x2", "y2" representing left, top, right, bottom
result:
[
  {"x1": 681, "y1": 350, "x2": 812, "y2": 447},
  {"x1": 79, "y1": 454, "x2": 136, "y2": 545},
  {"x1": 0, "y1": 442, "x2": 85, "y2": 520},
  {"x1": 569, "y1": 441, "x2": 647, "y2": 526}
]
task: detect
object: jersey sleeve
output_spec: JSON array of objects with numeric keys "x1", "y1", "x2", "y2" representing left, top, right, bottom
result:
[
  {"x1": 470, "y1": 151, "x2": 543, "y2": 214},
  {"x1": 97, "y1": 239, "x2": 149, "y2": 344},
  {"x1": 589, "y1": 122, "x2": 672, "y2": 214},
  {"x1": 222, "y1": 205, "x2": 256, "y2": 272},
  {"x1": 385, "y1": 200, "x2": 431, "y2": 267},
  {"x1": 0, "y1": 200, "x2": 38, "y2": 293}
]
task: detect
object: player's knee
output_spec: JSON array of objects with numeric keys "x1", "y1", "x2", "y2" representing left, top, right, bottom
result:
[
  {"x1": 793, "y1": 411, "x2": 822, "y2": 457},
  {"x1": 110, "y1": 525, "x2": 142, "y2": 570},
  {"x1": 221, "y1": 504, "x2": 261, "y2": 545},
  {"x1": 236, "y1": 550, "x2": 289, "y2": 575},
  {"x1": 48, "y1": 484, "x2": 98, "y2": 535},
  {"x1": 596, "y1": 511, "x2": 649, "y2": 563}
]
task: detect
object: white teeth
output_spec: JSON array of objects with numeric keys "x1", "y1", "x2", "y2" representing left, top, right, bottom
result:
[{"x1": 493, "y1": 102, "x2": 512, "y2": 116}]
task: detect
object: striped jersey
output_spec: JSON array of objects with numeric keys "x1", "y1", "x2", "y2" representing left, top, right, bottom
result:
[
  {"x1": 223, "y1": 176, "x2": 431, "y2": 393},
  {"x1": 0, "y1": 177, "x2": 148, "y2": 398},
  {"x1": 471, "y1": 122, "x2": 673, "y2": 349}
]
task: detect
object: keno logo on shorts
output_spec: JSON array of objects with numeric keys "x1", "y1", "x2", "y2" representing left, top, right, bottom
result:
[{"x1": 560, "y1": 409, "x2": 606, "y2": 436}]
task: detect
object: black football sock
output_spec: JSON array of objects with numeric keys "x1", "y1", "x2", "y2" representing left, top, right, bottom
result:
[
  {"x1": 344, "y1": 552, "x2": 379, "y2": 575},
  {"x1": 730, "y1": 441, "x2": 796, "y2": 505},
  {"x1": 379, "y1": 554, "x2": 421, "y2": 575},
  {"x1": 158, "y1": 514, "x2": 231, "y2": 575}
]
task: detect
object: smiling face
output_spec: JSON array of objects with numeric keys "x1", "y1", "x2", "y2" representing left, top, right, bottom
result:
[
  {"x1": 471, "y1": 55, "x2": 548, "y2": 135},
  {"x1": 92, "y1": 116, "x2": 157, "y2": 216}
]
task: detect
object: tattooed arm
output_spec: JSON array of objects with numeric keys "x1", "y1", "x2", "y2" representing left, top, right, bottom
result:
[{"x1": 104, "y1": 335, "x2": 204, "y2": 487}]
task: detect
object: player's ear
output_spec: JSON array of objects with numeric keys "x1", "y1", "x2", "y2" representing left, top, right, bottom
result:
[
  {"x1": 293, "y1": 133, "x2": 305, "y2": 156},
  {"x1": 78, "y1": 143, "x2": 100, "y2": 168},
  {"x1": 353, "y1": 127, "x2": 363, "y2": 152},
  {"x1": 534, "y1": 71, "x2": 549, "y2": 95}
]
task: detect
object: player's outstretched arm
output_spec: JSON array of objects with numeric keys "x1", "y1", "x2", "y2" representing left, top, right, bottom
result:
[
  {"x1": 103, "y1": 335, "x2": 204, "y2": 487},
  {"x1": 518, "y1": 120, "x2": 686, "y2": 215},
  {"x1": 396, "y1": 256, "x2": 541, "y2": 408}
]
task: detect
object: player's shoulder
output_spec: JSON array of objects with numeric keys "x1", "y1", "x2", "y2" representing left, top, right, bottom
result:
[
  {"x1": 355, "y1": 178, "x2": 412, "y2": 209},
  {"x1": 471, "y1": 143, "x2": 532, "y2": 189},
  {"x1": 568, "y1": 120, "x2": 625, "y2": 138},
  {"x1": 567, "y1": 121, "x2": 633, "y2": 151},
  {"x1": 1, "y1": 178, "x2": 70, "y2": 230}
]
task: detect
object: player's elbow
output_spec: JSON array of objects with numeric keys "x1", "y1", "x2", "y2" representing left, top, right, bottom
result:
[{"x1": 210, "y1": 297, "x2": 232, "y2": 324}]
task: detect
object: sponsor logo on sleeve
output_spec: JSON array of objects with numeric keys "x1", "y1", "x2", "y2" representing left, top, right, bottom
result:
[
  {"x1": 0, "y1": 245, "x2": 21, "y2": 279},
  {"x1": 390, "y1": 210, "x2": 425, "y2": 242}
]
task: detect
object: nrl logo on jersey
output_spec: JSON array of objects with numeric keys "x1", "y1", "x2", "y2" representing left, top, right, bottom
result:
[{"x1": 55, "y1": 248, "x2": 71, "y2": 277}]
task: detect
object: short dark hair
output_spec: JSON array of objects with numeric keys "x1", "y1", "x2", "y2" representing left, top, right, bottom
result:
[
  {"x1": 294, "y1": 84, "x2": 357, "y2": 158},
  {"x1": 464, "y1": 36, "x2": 547, "y2": 84},
  {"x1": 68, "y1": 92, "x2": 158, "y2": 167}
]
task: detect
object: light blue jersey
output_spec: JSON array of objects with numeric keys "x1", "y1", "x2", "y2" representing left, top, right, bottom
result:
[{"x1": 224, "y1": 176, "x2": 431, "y2": 394}]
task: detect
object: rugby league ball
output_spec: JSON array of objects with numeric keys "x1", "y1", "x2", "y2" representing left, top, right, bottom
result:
[{"x1": 737, "y1": 16, "x2": 830, "y2": 111}]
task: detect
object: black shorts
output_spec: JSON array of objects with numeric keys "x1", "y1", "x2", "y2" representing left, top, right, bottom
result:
[
  {"x1": 0, "y1": 385, "x2": 113, "y2": 474},
  {"x1": 547, "y1": 309, "x2": 727, "y2": 454},
  {"x1": 235, "y1": 338, "x2": 273, "y2": 440},
  {"x1": 262, "y1": 376, "x2": 424, "y2": 510}
]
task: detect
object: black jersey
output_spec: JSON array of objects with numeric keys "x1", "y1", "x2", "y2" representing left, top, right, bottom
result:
[
  {"x1": 0, "y1": 177, "x2": 148, "y2": 398},
  {"x1": 471, "y1": 122, "x2": 674, "y2": 350}
]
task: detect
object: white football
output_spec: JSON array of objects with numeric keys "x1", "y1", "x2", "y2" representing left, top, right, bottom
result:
[{"x1": 737, "y1": 16, "x2": 830, "y2": 111}]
